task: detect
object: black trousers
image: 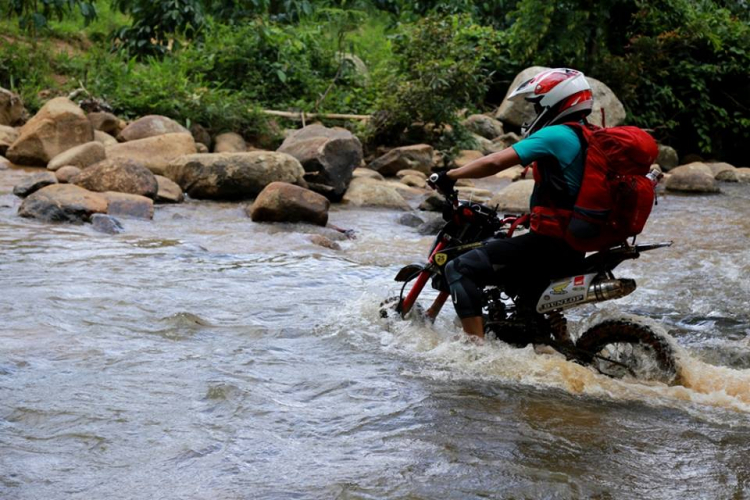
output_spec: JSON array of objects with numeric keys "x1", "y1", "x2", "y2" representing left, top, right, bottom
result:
[{"x1": 444, "y1": 232, "x2": 585, "y2": 318}]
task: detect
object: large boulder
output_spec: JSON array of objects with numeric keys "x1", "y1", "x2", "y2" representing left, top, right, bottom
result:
[
  {"x1": 656, "y1": 144, "x2": 679, "y2": 171},
  {"x1": 165, "y1": 152, "x2": 306, "y2": 200},
  {"x1": 190, "y1": 123, "x2": 211, "y2": 150},
  {"x1": 248, "y1": 182, "x2": 330, "y2": 226},
  {"x1": 94, "y1": 130, "x2": 118, "y2": 147},
  {"x1": 55, "y1": 166, "x2": 81, "y2": 184},
  {"x1": 106, "y1": 133, "x2": 197, "y2": 175},
  {"x1": 664, "y1": 163, "x2": 720, "y2": 193},
  {"x1": 736, "y1": 168, "x2": 750, "y2": 183},
  {"x1": 368, "y1": 144, "x2": 434, "y2": 176},
  {"x1": 18, "y1": 184, "x2": 108, "y2": 223},
  {"x1": 277, "y1": 124, "x2": 363, "y2": 201},
  {"x1": 47, "y1": 141, "x2": 106, "y2": 171},
  {"x1": 342, "y1": 178, "x2": 410, "y2": 210},
  {"x1": 487, "y1": 179, "x2": 535, "y2": 213},
  {"x1": 708, "y1": 162, "x2": 738, "y2": 182},
  {"x1": 352, "y1": 167, "x2": 385, "y2": 181},
  {"x1": 154, "y1": 175, "x2": 184, "y2": 203},
  {"x1": 117, "y1": 115, "x2": 189, "y2": 142},
  {"x1": 462, "y1": 114, "x2": 504, "y2": 139},
  {"x1": 87, "y1": 112, "x2": 120, "y2": 136},
  {"x1": 0, "y1": 88, "x2": 24, "y2": 126},
  {"x1": 453, "y1": 150, "x2": 484, "y2": 169},
  {"x1": 103, "y1": 192, "x2": 154, "y2": 220},
  {"x1": 13, "y1": 172, "x2": 58, "y2": 198},
  {"x1": 6, "y1": 97, "x2": 93, "y2": 166},
  {"x1": 72, "y1": 158, "x2": 159, "y2": 199},
  {"x1": 495, "y1": 66, "x2": 626, "y2": 129},
  {"x1": 214, "y1": 132, "x2": 246, "y2": 153},
  {"x1": 0, "y1": 125, "x2": 19, "y2": 155}
]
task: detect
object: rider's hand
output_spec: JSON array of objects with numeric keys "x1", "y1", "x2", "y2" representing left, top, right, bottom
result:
[{"x1": 429, "y1": 168, "x2": 456, "y2": 194}]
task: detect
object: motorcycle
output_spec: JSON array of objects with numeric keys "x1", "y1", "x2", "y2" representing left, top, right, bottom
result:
[{"x1": 380, "y1": 173, "x2": 679, "y2": 384}]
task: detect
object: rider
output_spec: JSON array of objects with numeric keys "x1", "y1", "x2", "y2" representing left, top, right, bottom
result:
[{"x1": 432, "y1": 68, "x2": 594, "y2": 340}]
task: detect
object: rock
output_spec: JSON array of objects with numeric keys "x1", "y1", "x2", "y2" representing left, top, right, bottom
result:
[
  {"x1": 337, "y1": 53, "x2": 369, "y2": 86},
  {"x1": 493, "y1": 132, "x2": 522, "y2": 149},
  {"x1": 668, "y1": 162, "x2": 713, "y2": 177},
  {"x1": 72, "y1": 158, "x2": 158, "y2": 198},
  {"x1": 496, "y1": 165, "x2": 528, "y2": 182},
  {"x1": 418, "y1": 192, "x2": 445, "y2": 212},
  {"x1": 196, "y1": 143, "x2": 209, "y2": 153},
  {"x1": 395, "y1": 169, "x2": 427, "y2": 180},
  {"x1": 368, "y1": 144, "x2": 434, "y2": 176},
  {"x1": 214, "y1": 132, "x2": 246, "y2": 153},
  {"x1": 656, "y1": 144, "x2": 679, "y2": 171},
  {"x1": 277, "y1": 124, "x2": 363, "y2": 200},
  {"x1": 310, "y1": 234, "x2": 341, "y2": 250},
  {"x1": 400, "y1": 174, "x2": 427, "y2": 189},
  {"x1": 6, "y1": 97, "x2": 93, "y2": 166},
  {"x1": 190, "y1": 123, "x2": 211, "y2": 149},
  {"x1": 455, "y1": 178, "x2": 475, "y2": 187},
  {"x1": 87, "y1": 112, "x2": 120, "y2": 135},
  {"x1": 13, "y1": 172, "x2": 58, "y2": 198},
  {"x1": 103, "y1": 191, "x2": 154, "y2": 220},
  {"x1": 0, "y1": 125, "x2": 19, "y2": 155},
  {"x1": 94, "y1": 130, "x2": 119, "y2": 147},
  {"x1": 154, "y1": 175, "x2": 184, "y2": 203},
  {"x1": 665, "y1": 170, "x2": 720, "y2": 193},
  {"x1": 342, "y1": 178, "x2": 410, "y2": 210},
  {"x1": 55, "y1": 166, "x2": 81, "y2": 183},
  {"x1": 708, "y1": 162, "x2": 737, "y2": 182},
  {"x1": 0, "y1": 88, "x2": 24, "y2": 126},
  {"x1": 166, "y1": 152, "x2": 306, "y2": 200},
  {"x1": 47, "y1": 141, "x2": 106, "y2": 171},
  {"x1": 106, "y1": 133, "x2": 197, "y2": 175},
  {"x1": 495, "y1": 66, "x2": 626, "y2": 128},
  {"x1": 0, "y1": 155, "x2": 10, "y2": 170},
  {"x1": 487, "y1": 179, "x2": 535, "y2": 213},
  {"x1": 18, "y1": 184, "x2": 108, "y2": 223},
  {"x1": 383, "y1": 180, "x2": 426, "y2": 197},
  {"x1": 472, "y1": 134, "x2": 503, "y2": 155},
  {"x1": 417, "y1": 215, "x2": 445, "y2": 235},
  {"x1": 453, "y1": 150, "x2": 484, "y2": 169},
  {"x1": 353, "y1": 168, "x2": 385, "y2": 181},
  {"x1": 736, "y1": 168, "x2": 750, "y2": 183},
  {"x1": 397, "y1": 212, "x2": 425, "y2": 228},
  {"x1": 248, "y1": 182, "x2": 330, "y2": 226},
  {"x1": 91, "y1": 213, "x2": 124, "y2": 234},
  {"x1": 118, "y1": 115, "x2": 189, "y2": 142},
  {"x1": 462, "y1": 114, "x2": 504, "y2": 139},
  {"x1": 456, "y1": 186, "x2": 493, "y2": 201}
]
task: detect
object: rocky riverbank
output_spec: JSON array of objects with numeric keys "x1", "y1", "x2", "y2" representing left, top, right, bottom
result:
[{"x1": 1, "y1": 68, "x2": 748, "y2": 238}]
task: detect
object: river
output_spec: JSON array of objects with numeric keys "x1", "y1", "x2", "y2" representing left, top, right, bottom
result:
[{"x1": 1, "y1": 167, "x2": 749, "y2": 499}]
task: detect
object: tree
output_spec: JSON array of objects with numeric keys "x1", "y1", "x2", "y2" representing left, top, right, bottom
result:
[{"x1": 3, "y1": 0, "x2": 97, "y2": 36}]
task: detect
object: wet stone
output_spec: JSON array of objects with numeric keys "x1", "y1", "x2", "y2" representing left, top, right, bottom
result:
[
  {"x1": 417, "y1": 215, "x2": 446, "y2": 235},
  {"x1": 397, "y1": 212, "x2": 425, "y2": 228},
  {"x1": 310, "y1": 234, "x2": 341, "y2": 250},
  {"x1": 13, "y1": 172, "x2": 58, "y2": 198},
  {"x1": 91, "y1": 214, "x2": 124, "y2": 234}
]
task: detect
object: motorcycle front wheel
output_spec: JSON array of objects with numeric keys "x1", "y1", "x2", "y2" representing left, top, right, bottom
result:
[{"x1": 575, "y1": 319, "x2": 679, "y2": 385}]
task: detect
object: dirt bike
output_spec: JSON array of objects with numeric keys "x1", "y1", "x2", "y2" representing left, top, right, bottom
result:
[{"x1": 380, "y1": 173, "x2": 679, "y2": 384}]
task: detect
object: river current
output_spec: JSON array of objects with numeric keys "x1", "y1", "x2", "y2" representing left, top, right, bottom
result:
[{"x1": 1, "y1": 167, "x2": 749, "y2": 499}]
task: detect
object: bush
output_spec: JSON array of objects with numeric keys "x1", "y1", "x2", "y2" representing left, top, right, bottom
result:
[{"x1": 370, "y1": 15, "x2": 495, "y2": 146}]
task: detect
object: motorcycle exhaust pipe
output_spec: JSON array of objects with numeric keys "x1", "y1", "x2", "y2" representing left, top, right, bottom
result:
[{"x1": 586, "y1": 278, "x2": 636, "y2": 303}]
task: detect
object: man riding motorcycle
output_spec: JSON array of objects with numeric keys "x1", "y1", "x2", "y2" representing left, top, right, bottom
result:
[{"x1": 432, "y1": 68, "x2": 595, "y2": 340}]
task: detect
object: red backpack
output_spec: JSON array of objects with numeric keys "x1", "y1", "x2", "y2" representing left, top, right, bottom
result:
[{"x1": 530, "y1": 123, "x2": 659, "y2": 252}]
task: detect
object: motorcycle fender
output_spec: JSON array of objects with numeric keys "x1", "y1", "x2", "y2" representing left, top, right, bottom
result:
[
  {"x1": 395, "y1": 264, "x2": 424, "y2": 282},
  {"x1": 536, "y1": 273, "x2": 598, "y2": 313}
]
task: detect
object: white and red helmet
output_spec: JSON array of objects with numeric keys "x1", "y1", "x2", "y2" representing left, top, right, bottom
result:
[{"x1": 508, "y1": 68, "x2": 593, "y2": 137}]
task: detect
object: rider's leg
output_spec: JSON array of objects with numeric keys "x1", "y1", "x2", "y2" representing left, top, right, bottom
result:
[{"x1": 444, "y1": 248, "x2": 493, "y2": 339}]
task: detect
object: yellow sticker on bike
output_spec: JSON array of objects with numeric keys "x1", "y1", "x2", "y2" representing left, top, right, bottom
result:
[{"x1": 434, "y1": 253, "x2": 448, "y2": 266}]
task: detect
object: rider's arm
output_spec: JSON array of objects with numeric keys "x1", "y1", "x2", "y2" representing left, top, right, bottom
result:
[{"x1": 446, "y1": 147, "x2": 521, "y2": 180}]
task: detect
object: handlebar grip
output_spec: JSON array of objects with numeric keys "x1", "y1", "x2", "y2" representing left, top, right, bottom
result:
[{"x1": 429, "y1": 173, "x2": 439, "y2": 183}]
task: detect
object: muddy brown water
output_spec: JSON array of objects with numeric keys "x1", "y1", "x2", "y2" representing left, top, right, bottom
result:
[{"x1": 1, "y1": 167, "x2": 750, "y2": 499}]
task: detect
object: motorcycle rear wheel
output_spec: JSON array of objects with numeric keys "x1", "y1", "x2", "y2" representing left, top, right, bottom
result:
[{"x1": 575, "y1": 319, "x2": 678, "y2": 385}]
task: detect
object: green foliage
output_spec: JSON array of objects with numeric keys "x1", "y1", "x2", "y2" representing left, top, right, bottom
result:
[
  {"x1": 371, "y1": 15, "x2": 495, "y2": 144},
  {"x1": 111, "y1": 0, "x2": 205, "y2": 57},
  {"x1": 3, "y1": 0, "x2": 97, "y2": 35}
]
